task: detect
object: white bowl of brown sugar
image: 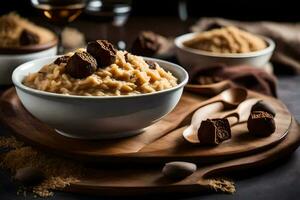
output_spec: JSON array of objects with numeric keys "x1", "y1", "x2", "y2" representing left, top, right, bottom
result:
[
  {"x1": 12, "y1": 41, "x2": 188, "y2": 139},
  {"x1": 0, "y1": 13, "x2": 58, "y2": 85},
  {"x1": 175, "y1": 26, "x2": 275, "y2": 71}
]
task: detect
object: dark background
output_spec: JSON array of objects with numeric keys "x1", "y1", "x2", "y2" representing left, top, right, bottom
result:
[
  {"x1": 1, "y1": 1, "x2": 300, "y2": 200},
  {"x1": 1, "y1": 0, "x2": 300, "y2": 21}
]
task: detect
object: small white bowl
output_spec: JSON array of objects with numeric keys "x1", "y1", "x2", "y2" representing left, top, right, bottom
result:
[
  {"x1": 175, "y1": 32, "x2": 275, "y2": 71},
  {"x1": 0, "y1": 45, "x2": 57, "y2": 85},
  {"x1": 12, "y1": 56, "x2": 188, "y2": 139}
]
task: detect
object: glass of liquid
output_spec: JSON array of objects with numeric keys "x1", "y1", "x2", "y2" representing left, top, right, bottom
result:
[
  {"x1": 31, "y1": 0, "x2": 87, "y2": 53},
  {"x1": 85, "y1": 0, "x2": 131, "y2": 50}
]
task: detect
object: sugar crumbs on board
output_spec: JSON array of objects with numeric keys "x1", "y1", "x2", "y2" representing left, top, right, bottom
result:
[{"x1": 0, "y1": 136, "x2": 86, "y2": 197}]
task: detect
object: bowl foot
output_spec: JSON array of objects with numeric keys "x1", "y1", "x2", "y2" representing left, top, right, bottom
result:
[{"x1": 55, "y1": 129, "x2": 144, "y2": 140}]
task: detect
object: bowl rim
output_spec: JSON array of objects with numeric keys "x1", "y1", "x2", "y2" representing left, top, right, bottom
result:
[
  {"x1": 12, "y1": 55, "x2": 189, "y2": 99},
  {"x1": 0, "y1": 38, "x2": 58, "y2": 55},
  {"x1": 174, "y1": 32, "x2": 275, "y2": 58},
  {"x1": 0, "y1": 45, "x2": 58, "y2": 59}
]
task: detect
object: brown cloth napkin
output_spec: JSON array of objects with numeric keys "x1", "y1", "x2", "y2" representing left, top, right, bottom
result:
[
  {"x1": 189, "y1": 65, "x2": 277, "y2": 97},
  {"x1": 191, "y1": 18, "x2": 300, "y2": 75}
]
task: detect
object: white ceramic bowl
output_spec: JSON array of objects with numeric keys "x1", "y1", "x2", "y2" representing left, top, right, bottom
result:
[
  {"x1": 12, "y1": 56, "x2": 188, "y2": 139},
  {"x1": 0, "y1": 46, "x2": 57, "y2": 85},
  {"x1": 175, "y1": 32, "x2": 275, "y2": 71}
]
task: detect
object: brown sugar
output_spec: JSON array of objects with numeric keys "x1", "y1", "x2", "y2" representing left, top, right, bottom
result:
[
  {"x1": 0, "y1": 136, "x2": 24, "y2": 149},
  {"x1": 0, "y1": 12, "x2": 56, "y2": 48},
  {"x1": 184, "y1": 26, "x2": 267, "y2": 54},
  {"x1": 0, "y1": 136, "x2": 85, "y2": 197}
]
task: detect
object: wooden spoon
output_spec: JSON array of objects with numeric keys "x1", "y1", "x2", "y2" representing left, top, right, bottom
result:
[
  {"x1": 220, "y1": 98, "x2": 261, "y2": 126},
  {"x1": 181, "y1": 88, "x2": 247, "y2": 144},
  {"x1": 185, "y1": 80, "x2": 233, "y2": 96},
  {"x1": 193, "y1": 87, "x2": 248, "y2": 110},
  {"x1": 183, "y1": 98, "x2": 260, "y2": 144}
]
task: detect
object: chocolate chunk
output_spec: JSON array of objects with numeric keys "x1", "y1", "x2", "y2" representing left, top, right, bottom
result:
[
  {"x1": 247, "y1": 111, "x2": 276, "y2": 137},
  {"x1": 251, "y1": 100, "x2": 276, "y2": 117},
  {"x1": 86, "y1": 40, "x2": 117, "y2": 67},
  {"x1": 146, "y1": 60, "x2": 157, "y2": 69},
  {"x1": 124, "y1": 52, "x2": 129, "y2": 62},
  {"x1": 19, "y1": 29, "x2": 40, "y2": 46},
  {"x1": 14, "y1": 167, "x2": 45, "y2": 186},
  {"x1": 131, "y1": 31, "x2": 161, "y2": 56},
  {"x1": 54, "y1": 55, "x2": 70, "y2": 65},
  {"x1": 162, "y1": 161, "x2": 197, "y2": 180},
  {"x1": 198, "y1": 118, "x2": 231, "y2": 145},
  {"x1": 65, "y1": 51, "x2": 97, "y2": 79}
]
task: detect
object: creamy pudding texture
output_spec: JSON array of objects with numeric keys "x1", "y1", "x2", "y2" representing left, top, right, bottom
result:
[
  {"x1": 23, "y1": 49, "x2": 178, "y2": 96},
  {"x1": 184, "y1": 26, "x2": 267, "y2": 54}
]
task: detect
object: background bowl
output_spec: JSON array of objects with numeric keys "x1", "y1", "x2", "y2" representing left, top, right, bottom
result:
[
  {"x1": 175, "y1": 32, "x2": 275, "y2": 71},
  {"x1": 12, "y1": 56, "x2": 188, "y2": 139},
  {"x1": 0, "y1": 44, "x2": 57, "y2": 85}
]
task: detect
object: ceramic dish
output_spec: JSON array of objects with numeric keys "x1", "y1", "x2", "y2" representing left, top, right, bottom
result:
[
  {"x1": 175, "y1": 32, "x2": 275, "y2": 71},
  {"x1": 0, "y1": 42, "x2": 57, "y2": 85},
  {"x1": 12, "y1": 56, "x2": 188, "y2": 139}
]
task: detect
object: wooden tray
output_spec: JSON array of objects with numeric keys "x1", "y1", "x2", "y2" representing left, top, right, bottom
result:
[
  {"x1": 0, "y1": 88, "x2": 292, "y2": 164},
  {"x1": 53, "y1": 118, "x2": 300, "y2": 196}
]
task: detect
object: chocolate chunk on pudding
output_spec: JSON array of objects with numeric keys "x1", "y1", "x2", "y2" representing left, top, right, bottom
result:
[
  {"x1": 145, "y1": 60, "x2": 157, "y2": 69},
  {"x1": 54, "y1": 55, "x2": 70, "y2": 65},
  {"x1": 65, "y1": 51, "x2": 97, "y2": 79},
  {"x1": 198, "y1": 118, "x2": 231, "y2": 145},
  {"x1": 247, "y1": 111, "x2": 276, "y2": 137},
  {"x1": 87, "y1": 40, "x2": 117, "y2": 67}
]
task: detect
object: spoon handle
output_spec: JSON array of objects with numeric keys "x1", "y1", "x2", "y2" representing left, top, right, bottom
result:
[
  {"x1": 226, "y1": 115, "x2": 239, "y2": 126},
  {"x1": 221, "y1": 98, "x2": 261, "y2": 126},
  {"x1": 185, "y1": 80, "x2": 232, "y2": 96},
  {"x1": 191, "y1": 102, "x2": 224, "y2": 130}
]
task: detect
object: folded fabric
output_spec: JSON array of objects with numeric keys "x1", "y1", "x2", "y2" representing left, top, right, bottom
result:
[
  {"x1": 189, "y1": 65, "x2": 277, "y2": 97},
  {"x1": 191, "y1": 18, "x2": 300, "y2": 75}
]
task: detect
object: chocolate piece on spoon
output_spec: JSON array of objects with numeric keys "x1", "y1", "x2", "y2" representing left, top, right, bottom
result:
[
  {"x1": 247, "y1": 111, "x2": 276, "y2": 137},
  {"x1": 65, "y1": 51, "x2": 97, "y2": 79},
  {"x1": 183, "y1": 88, "x2": 248, "y2": 144},
  {"x1": 162, "y1": 161, "x2": 197, "y2": 180},
  {"x1": 14, "y1": 167, "x2": 45, "y2": 186},
  {"x1": 251, "y1": 100, "x2": 276, "y2": 117},
  {"x1": 87, "y1": 40, "x2": 117, "y2": 67},
  {"x1": 198, "y1": 118, "x2": 231, "y2": 145}
]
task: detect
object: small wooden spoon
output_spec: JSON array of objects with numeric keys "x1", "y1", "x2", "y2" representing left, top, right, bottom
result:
[
  {"x1": 198, "y1": 87, "x2": 248, "y2": 110},
  {"x1": 220, "y1": 98, "x2": 261, "y2": 126},
  {"x1": 183, "y1": 98, "x2": 260, "y2": 144},
  {"x1": 185, "y1": 80, "x2": 233, "y2": 96},
  {"x1": 182, "y1": 88, "x2": 247, "y2": 143}
]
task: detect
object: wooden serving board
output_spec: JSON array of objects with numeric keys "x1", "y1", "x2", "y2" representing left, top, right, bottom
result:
[
  {"x1": 57, "y1": 118, "x2": 300, "y2": 196},
  {"x1": 0, "y1": 88, "x2": 292, "y2": 164}
]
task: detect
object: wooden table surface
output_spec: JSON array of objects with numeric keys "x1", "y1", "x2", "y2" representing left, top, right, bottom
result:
[{"x1": 1, "y1": 17, "x2": 300, "y2": 200}]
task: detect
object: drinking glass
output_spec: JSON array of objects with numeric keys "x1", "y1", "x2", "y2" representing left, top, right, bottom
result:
[
  {"x1": 85, "y1": 0, "x2": 131, "y2": 50},
  {"x1": 30, "y1": 0, "x2": 87, "y2": 53}
]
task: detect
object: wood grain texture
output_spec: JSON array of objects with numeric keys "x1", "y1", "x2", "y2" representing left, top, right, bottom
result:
[
  {"x1": 0, "y1": 87, "x2": 299, "y2": 196},
  {"x1": 0, "y1": 88, "x2": 292, "y2": 164},
  {"x1": 61, "y1": 118, "x2": 300, "y2": 196}
]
